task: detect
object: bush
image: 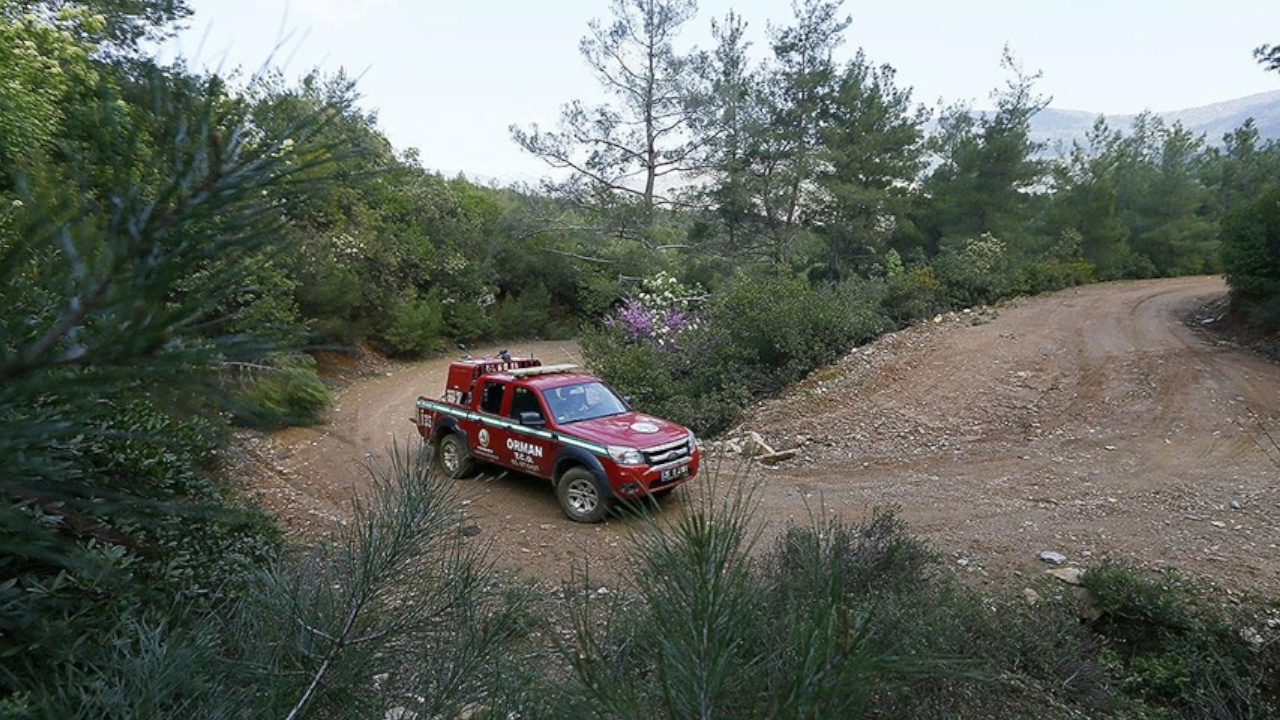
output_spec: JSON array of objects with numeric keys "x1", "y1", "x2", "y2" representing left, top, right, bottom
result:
[
  {"x1": 558, "y1": 487, "x2": 1144, "y2": 720},
  {"x1": 701, "y1": 274, "x2": 883, "y2": 397},
  {"x1": 1011, "y1": 257, "x2": 1096, "y2": 295},
  {"x1": 584, "y1": 271, "x2": 885, "y2": 435},
  {"x1": 492, "y1": 283, "x2": 570, "y2": 339},
  {"x1": 442, "y1": 295, "x2": 492, "y2": 344},
  {"x1": 1223, "y1": 189, "x2": 1280, "y2": 329},
  {"x1": 1081, "y1": 560, "x2": 1280, "y2": 719},
  {"x1": 878, "y1": 265, "x2": 949, "y2": 327},
  {"x1": 229, "y1": 354, "x2": 332, "y2": 429},
  {"x1": 296, "y1": 259, "x2": 363, "y2": 341},
  {"x1": 932, "y1": 233, "x2": 1015, "y2": 307},
  {"x1": 0, "y1": 397, "x2": 280, "y2": 702},
  {"x1": 377, "y1": 291, "x2": 445, "y2": 357}
]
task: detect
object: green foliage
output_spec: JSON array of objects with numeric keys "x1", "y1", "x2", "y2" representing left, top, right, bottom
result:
[
  {"x1": 560, "y1": 484, "x2": 901, "y2": 719},
  {"x1": 492, "y1": 282, "x2": 574, "y2": 339},
  {"x1": 0, "y1": 397, "x2": 279, "y2": 696},
  {"x1": 917, "y1": 49, "x2": 1049, "y2": 251},
  {"x1": 7, "y1": 446, "x2": 532, "y2": 719},
  {"x1": 931, "y1": 232, "x2": 1015, "y2": 307},
  {"x1": 377, "y1": 291, "x2": 445, "y2": 357},
  {"x1": 1082, "y1": 560, "x2": 1280, "y2": 719},
  {"x1": 228, "y1": 354, "x2": 332, "y2": 429},
  {"x1": 442, "y1": 295, "x2": 493, "y2": 344},
  {"x1": 1222, "y1": 189, "x2": 1280, "y2": 329},
  {"x1": 584, "y1": 270, "x2": 885, "y2": 434},
  {"x1": 218, "y1": 445, "x2": 532, "y2": 720},
  {"x1": 0, "y1": 41, "x2": 351, "y2": 710},
  {"x1": 559, "y1": 489, "x2": 1269, "y2": 720},
  {"x1": 0, "y1": 5, "x2": 103, "y2": 171},
  {"x1": 701, "y1": 272, "x2": 883, "y2": 397},
  {"x1": 877, "y1": 265, "x2": 949, "y2": 327}
]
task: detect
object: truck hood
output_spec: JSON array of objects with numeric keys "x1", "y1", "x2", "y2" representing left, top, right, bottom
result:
[{"x1": 560, "y1": 411, "x2": 691, "y2": 450}]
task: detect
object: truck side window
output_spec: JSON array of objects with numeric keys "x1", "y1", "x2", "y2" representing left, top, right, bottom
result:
[
  {"x1": 479, "y1": 381, "x2": 505, "y2": 415},
  {"x1": 508, "y1": 387, "x2": 542, "y2": 420}
]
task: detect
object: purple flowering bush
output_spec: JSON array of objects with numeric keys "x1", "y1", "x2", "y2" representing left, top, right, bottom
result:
[
  {"x1": 602, "y1": 272, "x2": 702, "y2": 349},
  {"x1": 585, "y1": 271, "x2": 887, "y2": 434}
]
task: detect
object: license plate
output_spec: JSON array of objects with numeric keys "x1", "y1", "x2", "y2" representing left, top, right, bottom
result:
[{"x1": 660, "y1": 463, "x2": 689, "y2": 482}]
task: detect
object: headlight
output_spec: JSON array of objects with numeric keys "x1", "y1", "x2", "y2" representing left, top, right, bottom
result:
[
  {"x1": 688, "y1": 430, "x2": 699, "y2": 449},
  {"x1": 607, "y1": 445, "x2": 645, "y2": 466}
]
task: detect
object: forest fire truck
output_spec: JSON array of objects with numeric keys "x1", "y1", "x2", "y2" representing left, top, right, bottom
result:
[{"x1": 413, "y1": 351, "x2": 699, "y2": 522}]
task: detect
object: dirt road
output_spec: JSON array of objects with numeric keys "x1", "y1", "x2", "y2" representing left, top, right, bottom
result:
[{"x1": 238, "y1": 277, "x2": 1280, "y2": 596}]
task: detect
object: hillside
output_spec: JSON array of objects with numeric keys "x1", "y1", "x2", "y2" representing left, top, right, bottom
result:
[{"x1": 1032, "y1": 89, "x2": 1280, "y2": 151}]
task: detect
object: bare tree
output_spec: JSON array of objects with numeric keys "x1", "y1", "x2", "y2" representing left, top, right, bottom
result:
[{"x1": 511, "y1": 0, "x2": 701, "y2": 246}]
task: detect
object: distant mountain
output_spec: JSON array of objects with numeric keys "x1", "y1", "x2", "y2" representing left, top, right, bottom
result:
[{"x1": 1030, "y1": 90, "x2": 1280, "y2": 154}]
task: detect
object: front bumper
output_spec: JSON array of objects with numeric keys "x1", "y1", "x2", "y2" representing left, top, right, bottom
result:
[{"x1": 607, "y1": 449, "x2": 700, "y2": 499}]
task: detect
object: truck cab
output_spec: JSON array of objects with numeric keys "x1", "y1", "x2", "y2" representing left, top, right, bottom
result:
[{"x1": 414, "y1": 354, "x2": 699, "y2": 523}]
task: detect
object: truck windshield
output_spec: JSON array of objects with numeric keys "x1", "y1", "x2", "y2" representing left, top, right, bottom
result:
[{"x1": 542, "y1": 382, "x2": 629, "y2": 424}]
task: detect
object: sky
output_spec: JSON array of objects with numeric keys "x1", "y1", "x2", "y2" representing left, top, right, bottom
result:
[{"x1": 163, "y1": 0, "x2": 1280, "y2": 184}]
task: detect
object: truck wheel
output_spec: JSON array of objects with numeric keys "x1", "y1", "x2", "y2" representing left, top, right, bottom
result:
[
  {"x1": 436, "y1": 433, "x2": 475, "y2": 479},
  {"x1": 557, "y1": 467, "x2": 609, "y2": 523}
]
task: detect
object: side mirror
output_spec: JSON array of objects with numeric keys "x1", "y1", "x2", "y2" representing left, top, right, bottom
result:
[
  {"x1": 622, "y1": 395, "x2": 634, "y2": 408},
  {"x1": 519, "y1": 411, "x2": 545, "y2": 428}
]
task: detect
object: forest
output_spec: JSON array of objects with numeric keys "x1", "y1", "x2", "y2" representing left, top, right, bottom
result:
[{"x1": 2, "y1": 0, "x2": 1279, "y2": 717}]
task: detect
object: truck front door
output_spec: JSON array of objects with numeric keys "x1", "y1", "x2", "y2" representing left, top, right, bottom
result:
[{"x1": 504, "y1": 386, "x2": 554, "y2": 477}]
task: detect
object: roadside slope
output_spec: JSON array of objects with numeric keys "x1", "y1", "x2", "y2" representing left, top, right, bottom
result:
[{"x1": 734, "y1": 276, "x2": 1280, "y2": 595}]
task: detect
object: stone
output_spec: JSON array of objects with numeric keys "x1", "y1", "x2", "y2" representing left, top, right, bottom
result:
[
  {"x1": 1047, "y1": 567, "x2": 1084, "y2": 585},
  {"x1": 1022, "y1": 588, "x2": 1041, "y2": 606},
  {"x1": 1240, "y1": 627, "x2": 1264, "y2": 648},
  {"x1": 742, "y1": 431, "x2": 775, "y2": 458},
  {"x1": 1038, "y1": 550, "x2": 1068, "y2": 565},
  {"x1": 756, "y1": 448, "x2": 800, "y2": 465}
]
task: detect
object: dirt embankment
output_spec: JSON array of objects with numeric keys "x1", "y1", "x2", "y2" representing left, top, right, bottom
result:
[{"x1": 235, "y1": 277, "x2": 1280, "y2": 597}]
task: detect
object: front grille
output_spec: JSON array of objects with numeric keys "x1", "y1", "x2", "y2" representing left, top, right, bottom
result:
[{"x1": 644, "y1": 438, "x2": 691, "y2": 466}]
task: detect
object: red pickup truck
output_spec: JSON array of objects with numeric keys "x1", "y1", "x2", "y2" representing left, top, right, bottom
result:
[{"x1": 413, "y1": 352, "x2": 699, "y2": 522}]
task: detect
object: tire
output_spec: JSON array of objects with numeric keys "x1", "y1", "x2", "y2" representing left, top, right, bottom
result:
[
  {"x1": 436, "y1": 432, "x2": 475, "y2": 479},
  {"x1": 556, "y1": 467, "x2": 610, "y2": 523}
]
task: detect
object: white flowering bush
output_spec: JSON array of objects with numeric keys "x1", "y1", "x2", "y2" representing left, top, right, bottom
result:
[{"x1": 934, "y1": 232, "x2": 1014, "y2": 306}]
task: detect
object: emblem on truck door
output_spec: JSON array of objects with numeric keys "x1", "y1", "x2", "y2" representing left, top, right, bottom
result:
[{"x1": 478, "y1": 428, "x2": 490, "y2": 447}]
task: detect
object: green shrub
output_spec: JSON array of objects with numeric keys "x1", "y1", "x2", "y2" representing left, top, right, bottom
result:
[
  {"x1": 878, "y1": 265, "x2": 949, "y2": 327},
  {"x1": 377, "y1": 291, "x2": 445, "y2": 357},
  {"x1": 1012, "y1": 257, "x2": 1096, "y2": 295},
  {"x1": 0, "y1": 397, "x2": 280, "y2": 702},
  {"x1": 296, "y1": 260, "x2": 363, "y2": 341},
  {"x1": 1223, "y1": 189, "x2": 1280, "y2": 329},
  {"x1": 492, "y1": 283, "x2": 563, "y2": 339},
  {"x1": 1082, "y1": 560, "x2": 1280, "y2": 719},
  {"x1": 229, "y1": 354, "x2": 332, "y2": 429},
  {"x1": 560, "y1": 488, "x2": 1145, "y2": 720},
  {"x1": 584, "y1": 271, "x2": 886, "y2": 435},
  {"x1": 932, "y1": 233, "x2": 1015, "y2": 307},
  {"x1": 442, "y1": 296, "x2": 492, "y2": 344}
]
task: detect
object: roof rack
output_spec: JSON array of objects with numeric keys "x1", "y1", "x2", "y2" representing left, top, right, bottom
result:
[{"x1": 507, "y1": 363, "x2": 580, "y2": 378}]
